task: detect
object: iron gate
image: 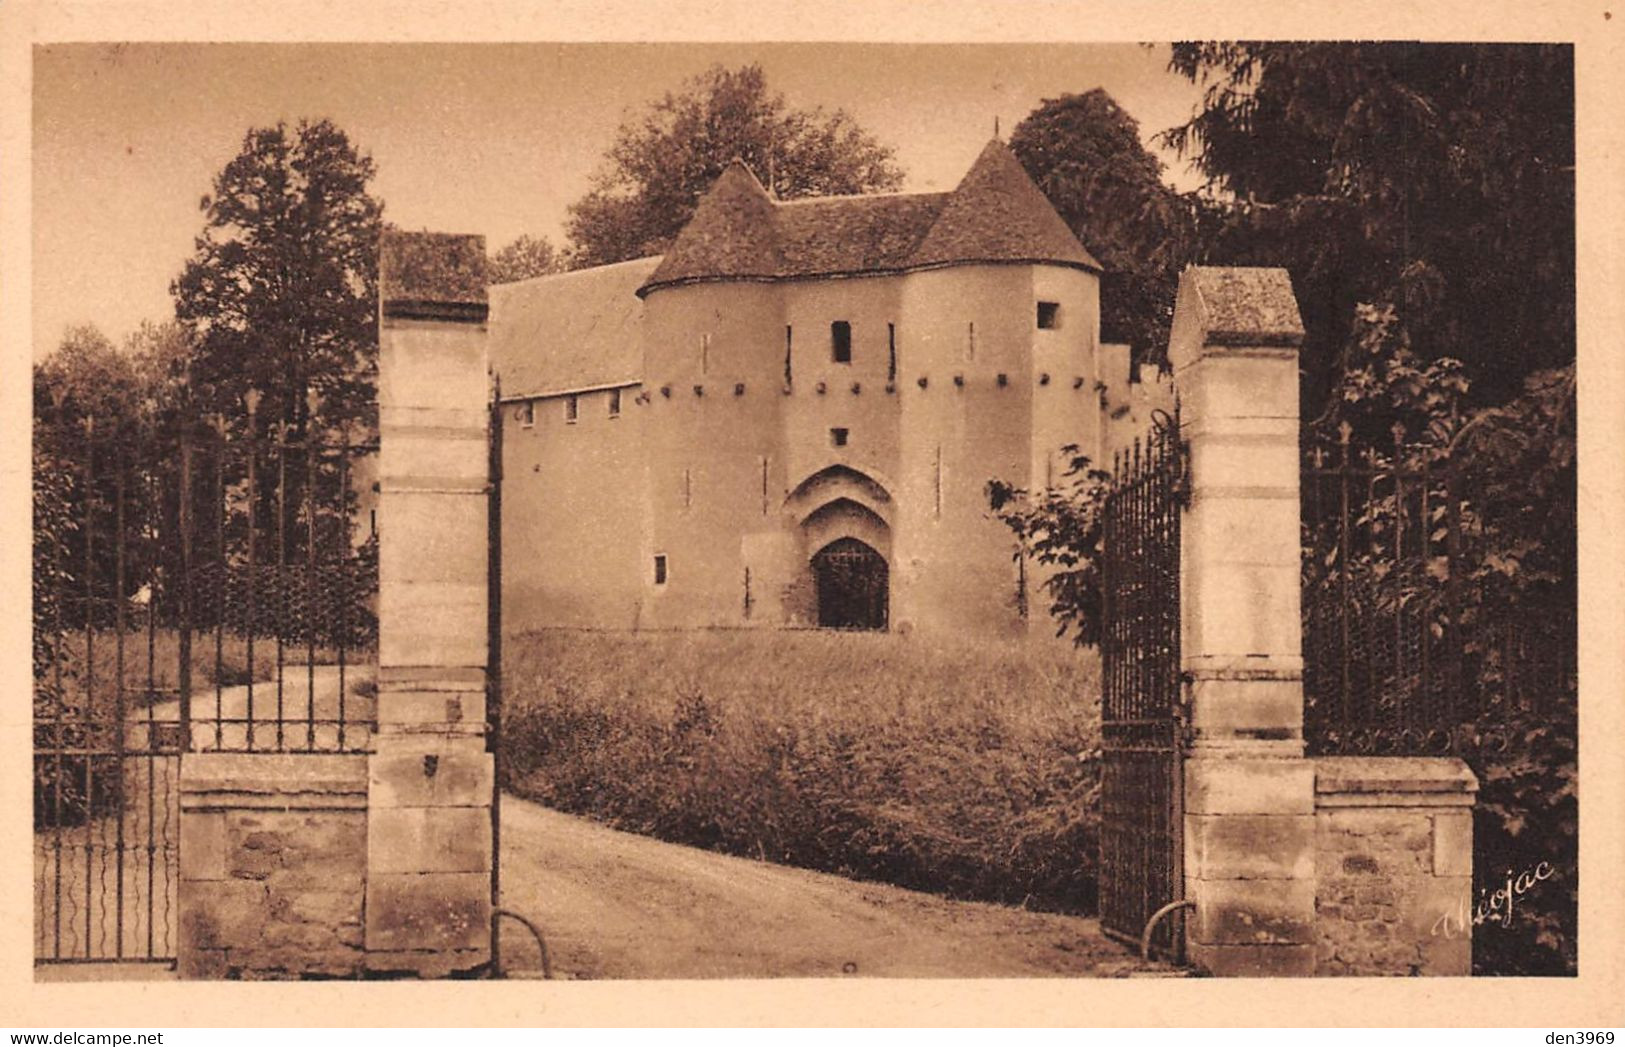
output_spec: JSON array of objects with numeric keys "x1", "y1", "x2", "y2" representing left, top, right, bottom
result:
[
  {"x1": 1098, "y1": 408, "x2": 1187, "y2": 958},
  {"x1": 813, "y1": 537, "x2": 889, "y2": 631},
  {"x1": 33, "y1": 398, "x2": 378, "y2": 967}
]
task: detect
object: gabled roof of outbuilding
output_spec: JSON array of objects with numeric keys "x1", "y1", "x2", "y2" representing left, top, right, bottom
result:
[
  {"x1": 489, "y1": 255, "x2": 661, "y2": 399},
  {"x1": 639, "y1": 139, "x2": 1099, "y2": 296}
]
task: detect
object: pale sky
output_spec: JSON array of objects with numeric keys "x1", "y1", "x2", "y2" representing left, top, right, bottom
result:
[{"x1": 32, "y1": 42, "x2": 1208, "y2": 359}]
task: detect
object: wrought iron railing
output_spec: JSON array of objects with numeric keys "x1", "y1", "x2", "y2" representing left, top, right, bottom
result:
[
  {"x1": 1300, "y1": 423, "x2": 1575, "y2": 756},
  {"x1": 1099, "y1": 407, "x2": 1187, "y2": 959},
  {"x1": 33, "y1": 397, "x2": 380, "y2": 761}
]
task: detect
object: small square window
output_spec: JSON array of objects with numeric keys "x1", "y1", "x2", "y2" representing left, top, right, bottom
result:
[
  {"x1": 1037, "y1": 301, "x2": 1060, "y2": 329},
  {"x1": 831, "y1": 321, "x2": 852, "y2": 364},
  {"x1": 653, "y1": 554, "x2": 668, "y2": 585},
  {"x1": 830, "y1": 427, "x2": 849, "y2": 447},
  {"x1": 608, "y1": 388, "x2": 622, "y2": 418},
  {"x1": 565, "y1": 395, "x2": 579, "y2": 423},
  {"x1": 516, "y1": 401, "x2": 535, "y2": 427}
]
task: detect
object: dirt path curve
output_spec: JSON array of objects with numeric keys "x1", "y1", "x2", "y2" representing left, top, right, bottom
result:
[{"x1": 495, "y1": 795, "x2": 1174, "y2": 980}]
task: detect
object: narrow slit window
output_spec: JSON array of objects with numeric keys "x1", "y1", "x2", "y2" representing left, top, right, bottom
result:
[
  {"x1": 830, "y1": 427, "x2": 849, "y2": 448},
  {"x1": 608, "y1": 388, "x2": 622, "y2": 419},
  {"x1": 517, "y1": 401, "x2": 535, "y2": 428},
  {"x1": 785, "y1": 325, "x2": 793, "y2": 385},
  {"x1": 966, "y1": 322, "x2": 976, "y2": 361},
  {"x1": 832, "y1": 321, "x2": 852, "y2": 364},
  {"x1": 701, "y1": 332, "x2": 711, "y2": 374},
  {"x1": 934, "y1": 444, "x2": 943, "y2": 518},
  {"x1": 1037, "y1": 301, "x2": 1060, "y2": 329},
  {"x1": 564, "y1": 395, "x2": 579, "y2": 423},
  {"x1": 683, "y1": 468, "x2": 692, "y2": 509},
  {"x1": 653, "y1": 554, "x2": 668, "y2": 586},
  {"x1": 887, "y1": 323, "x2": 897, "y2": 383}
]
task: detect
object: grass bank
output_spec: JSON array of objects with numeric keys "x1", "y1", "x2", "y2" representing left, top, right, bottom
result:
[{"x1": 502, "y1": 628, "x2": 1104, "y2": 914}]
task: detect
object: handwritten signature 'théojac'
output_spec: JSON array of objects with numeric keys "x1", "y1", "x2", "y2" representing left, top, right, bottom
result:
[{"x1": 1432, "y1": 861, "x2": 1556, "y2": 939}]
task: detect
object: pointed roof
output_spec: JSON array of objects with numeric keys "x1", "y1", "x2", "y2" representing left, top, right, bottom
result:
[
  {"x1": 646, "y1": 159, "x2": 782, "y2": 287},
  {"x1": 911, "y1": 139, "x2": 1100, "y2": 271},
  {"x1": 639, "y1": 139, "x2": 1098, "y2": 296}
]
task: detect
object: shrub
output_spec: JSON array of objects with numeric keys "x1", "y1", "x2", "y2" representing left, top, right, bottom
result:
[{"x1": 501, "y1": 629, "x2": 1103, "y2": 913}]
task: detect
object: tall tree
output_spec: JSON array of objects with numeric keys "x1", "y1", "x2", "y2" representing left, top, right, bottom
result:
[
  {"x1": 565, "y1": 64, "x2": 905, "y2": 268},
  {"x1": 1162, "y1": 43, "x2": 1574, "y2": 409},
  {"x1": 488, "y1": 234, "x2": 563, "y2": 283},
  {"x1": 1009, "y1": 89, "x2": 1211, "y2": 366},
  {"x1": 171, "y1": 119, "x2": 384, "y2": 436}
]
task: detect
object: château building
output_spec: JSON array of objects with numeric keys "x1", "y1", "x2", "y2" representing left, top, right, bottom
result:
[{"x1": 490, "y1": 138, "x2": 1169, "y2": 636}]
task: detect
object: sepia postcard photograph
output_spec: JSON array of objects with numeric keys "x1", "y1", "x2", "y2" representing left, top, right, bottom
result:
[{"x1": 2, "y1": 0, "x2": 1622, "y2": 1031}]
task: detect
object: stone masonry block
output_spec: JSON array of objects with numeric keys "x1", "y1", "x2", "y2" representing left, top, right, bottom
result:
[
  {"x1": 379, "y1": 430, "x2": 487, "y2": 487},
  {"x1": 1186, "y1": 437, "x2": 1300, "y2": 498},
  {"x1": 378, "y1": 581, "x2": 487, "y2": 669},
  {"x1": 376, "y1": 492, "x2": 488, "y2": 584},
  {"x1": 1174, "y1": 350, "x2": 1300, "y2": 421},
  {"x1": 369, "y1": 805, "x2": 492, "y2": 875},
  {"x1": 370, "y1": 742, "x2": 493, "y2": 808},
  {"x1": 1314, "y1": 757, "x2": 1479, "y2": 799},
  {"x1": 1187, "y1": 941, "x2": 1315, "y2": 978},
  {"x1": 1189, "y1": 876, "x2": 1316, "y2": 946},
  {"x1": 1184, "y1": 560, "x2": 1303, "y2": 659},
  {"x1": 178, "y1": 947, "x2": 230, "y2": 980},
  {"x1": 1185, "y1": 814, "x2": 1314, "y2": 881},
  {"x1": 179, "y1": 878, "x2": 268, "y2": 952},
  {"x1": 365, "y1": 948, "x2": 490, "y2": 979},
  {"x1": 1187, "y1": 676, "x2": 1305, "y2": 735},
  {"x1": 179, "y1": 811, "x2": 227, "y2": 881},
  {"x1": 1419, "y1": 928, "x2": 1472, "y2": 976},
  {"x1": 1405, "y1": 874, "x2": 1472, "y2": 943},
  {"x1": 1185, "y1": 757, "x2": 1315, "y2": 816},
  {"x1": 379, "y1": 323, "x2": 489, "y2": 415},
  {"x1": 1433, "y1": 811, "x2": 1473, "y2": 877},
  {"x1": 1183, "y1": 492, "x2": 1301, "y2": 570},
  {"x1": 366, "y1": 871, "x2": 490, "y2": 953},
  {"x1": 374, "y1": 687, "x2": 486, "y2": 729}
]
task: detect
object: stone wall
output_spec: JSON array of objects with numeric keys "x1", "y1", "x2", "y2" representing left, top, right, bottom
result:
[
  {"x1": 177, "y1": 754, "x2": 367, "y2": 979},
  {"x1": 1313, "y1": 757, "x2": 1478, "y2": 976}
]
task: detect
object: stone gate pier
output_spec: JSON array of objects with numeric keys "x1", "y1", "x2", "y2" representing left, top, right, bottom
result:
[
  {"x1": 366, "y1": 232, "x2": 495, "y2": 977},
  {"x1": 1169, "y1": 266, "x2": 1477, "y2": 977}
]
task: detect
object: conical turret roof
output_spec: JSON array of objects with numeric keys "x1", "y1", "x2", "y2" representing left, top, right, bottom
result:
[
  {"x1": 644, "y1": 159, "x2": 783, "y2": 288},
  {"x1": 639, "y1": 138, "x2": 1098, "y2": 296},
  {"x1": 911, "y1": 139, "x2": 1100, "y2": 270}
]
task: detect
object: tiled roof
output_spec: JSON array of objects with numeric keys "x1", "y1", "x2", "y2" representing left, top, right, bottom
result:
[
  {"x1": 773, "y1": 192, "x2": 950, "y2": 274},
  {"x1": 645, "y1": 162, "x2": 783, "y2": 286},
  {"x1": 488, "y1": 256, "x2": 661, "y2": 399},
  {"x1": 910, "y1": 139, "x2": 1099, "y2": 271},
  {"x1": 640, "y1": 139, "x2": 1098, "y2": 296}
]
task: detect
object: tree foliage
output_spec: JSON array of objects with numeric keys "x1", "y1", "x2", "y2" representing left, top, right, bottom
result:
[
  {"x1": 1008, "y1": 90, "x2": 1210, "y2": 366},
  {"x1": 1162, "y1": 43, "x2": 1574, "y2": 408},
  {"x1": 488, "y1": 234, "x2": 563, "y2": 284},
  {"x1": 171, "y1": 118, "x2": 384, "y2": 437},
  {"x1": 32, "y1": 323, "x2": 197, "y2": 661},
  {"x1": 987, "y1": 455, "x2": 1112, "y2": 647},
  {"x1": 565, "y1": 64, "x2": 905, "y2": 268}
]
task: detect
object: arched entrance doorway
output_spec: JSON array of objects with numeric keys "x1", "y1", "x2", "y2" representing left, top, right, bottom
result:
[{"x1": 812, "y1": 537, "x2": 888, "y2": 630}]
